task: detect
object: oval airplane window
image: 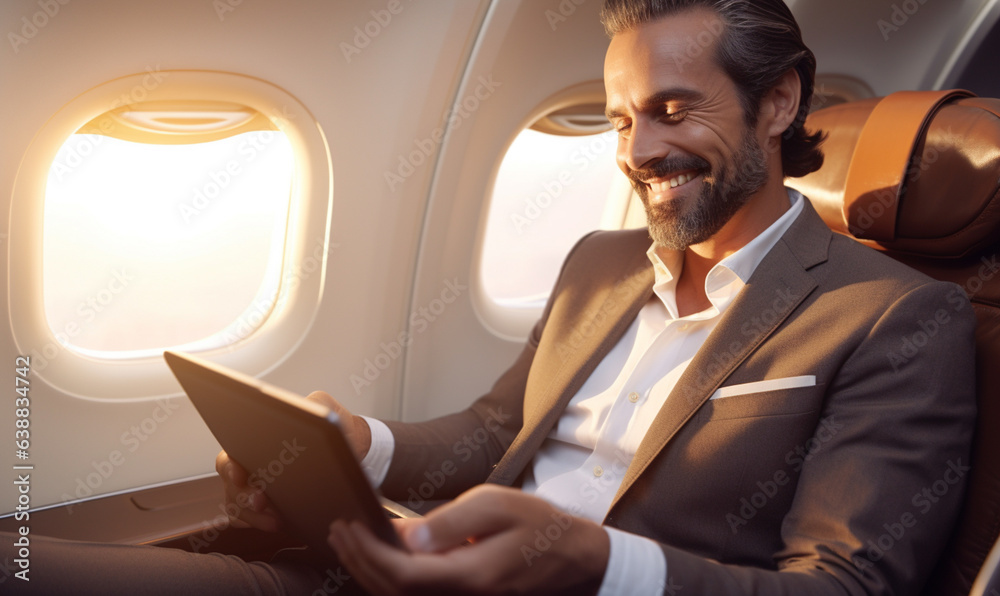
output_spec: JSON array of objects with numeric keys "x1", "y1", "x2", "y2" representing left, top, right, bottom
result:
[
  {"x1": 9, "y1": 71, "x2": 333, "y2": 399},
  {"x1": 44, "y1": 103, "x2": 294, "y2": 356},
  {"x1": 479, "y1": 115, "x2": 629, "y2": 311}
]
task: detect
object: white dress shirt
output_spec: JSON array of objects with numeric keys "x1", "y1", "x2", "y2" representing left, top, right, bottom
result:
[{"x1": 362, "y1": 188, "x2": 805, "y2": 594}]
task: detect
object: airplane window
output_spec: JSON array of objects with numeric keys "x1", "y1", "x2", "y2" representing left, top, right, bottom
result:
[
  {"x1": 480, "y1": 128, "x2": 627, "y2": 308},
  {"x1": 43, "y1": 121, "x2": 294, "y2": 357}
]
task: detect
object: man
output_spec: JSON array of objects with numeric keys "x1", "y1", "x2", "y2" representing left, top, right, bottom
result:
[
  {"x1": 222, "y1": 1, "x2": 976, "y2": 594},
  {"x1": 2, "y1": 0, "x2": 976, "y2": 594}
]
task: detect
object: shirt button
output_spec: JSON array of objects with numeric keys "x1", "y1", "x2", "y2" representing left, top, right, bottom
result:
[
  {"x1": 628, "y1": 392, "x2": 639, "y2": 403},
  {"x1": 593, "y1": 465, "x2": 604, "y2": 477}
]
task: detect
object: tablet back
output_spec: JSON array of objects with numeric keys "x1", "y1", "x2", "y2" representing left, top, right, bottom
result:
[{"x1": 163, "y1": 350, "x2": 401, "y2": 558}]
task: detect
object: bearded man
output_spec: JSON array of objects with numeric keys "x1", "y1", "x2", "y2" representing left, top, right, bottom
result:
[{"x1": 3, "y1": 1, "x2": 975, "y2": 595}]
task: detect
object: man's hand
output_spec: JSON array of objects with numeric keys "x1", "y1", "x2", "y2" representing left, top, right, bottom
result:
[
  {"x1": 215, "y1": 449, "x2": 283, "y2": 532},
  {"x1": 327, "y1": 485, "x2": 610, "y2": 596},
  {"x1": 215, "y1": 390, "x2": 372, "y2": 533},
  {"x1": 304, "y1": 391, "x2": 372, "y2": 461}
]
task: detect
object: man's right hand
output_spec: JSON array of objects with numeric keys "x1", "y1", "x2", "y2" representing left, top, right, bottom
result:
[
  {"x1": 215, "y1": 449, "x2": 283, "y2": 532},
  {"x1": 303, "y1": 391, "x2": 373, "y2": 461},
  {"x1": 215, "y1": 390, "x2": 372, "y2": 533}
]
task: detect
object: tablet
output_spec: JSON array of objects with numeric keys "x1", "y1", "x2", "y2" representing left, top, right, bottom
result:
[{"x1": 163, "y1": 350, "x2": 409, "y2": 557}]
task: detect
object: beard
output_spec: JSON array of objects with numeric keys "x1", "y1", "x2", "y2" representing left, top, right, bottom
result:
[{"x1": 629, "y1": 129, "x2": 769, "y2": 251}]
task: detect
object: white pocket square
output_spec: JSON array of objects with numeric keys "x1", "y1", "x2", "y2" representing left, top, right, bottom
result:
[{"x1": 710, "y1": 375, "x2": 816, "y2": 400}]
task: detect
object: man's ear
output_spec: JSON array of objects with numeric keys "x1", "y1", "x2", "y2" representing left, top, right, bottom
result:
[{"x1": 761, "y1": 68, "x2": 802, "y2": 139}]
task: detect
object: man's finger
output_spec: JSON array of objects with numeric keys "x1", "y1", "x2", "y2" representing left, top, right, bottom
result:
[
  {"x1": 222, "y1": 473, "x2": 269, "y2": 512},
  {"x1": 339, "y1": 518, "x2": 524, "y2": 595},
  {"x1": 237, "y1": 507, "x2": 282, "y2": 533},
  {"x1": 402, "y1": 486, "x2": 522, "y2": 552},
  {"x1": 305, "y1": 390, "x2": 339, "y2": 410},
  {"x1": 330, "y1": 521, "x2": 403, "y2": 596},
  {"x1": 216, "y1": 452, "x2": 251, "y2": 488},
  {"x1": 215, "y1": 450, "x2": 234, "y2": 479}
]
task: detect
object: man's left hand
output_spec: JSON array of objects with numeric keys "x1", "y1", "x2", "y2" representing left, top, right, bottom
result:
[{"x1": 327, "y1": 484, "x2": 610, "y2": 596}]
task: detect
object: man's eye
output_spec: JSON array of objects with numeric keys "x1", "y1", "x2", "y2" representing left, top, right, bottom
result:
[
  {"x1": 664, "y1": 108, "x2": 688, "y2": 122},
  {"x1": 614, "y1": 122, "x2": 631, "y2": 134}
]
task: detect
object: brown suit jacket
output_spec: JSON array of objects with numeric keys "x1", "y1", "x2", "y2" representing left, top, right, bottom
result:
[{"x1": 382, "y1": 199, "x2": 977, "y2": 595}]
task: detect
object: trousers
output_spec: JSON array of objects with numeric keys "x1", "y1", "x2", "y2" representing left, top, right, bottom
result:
[{"x1": 0, "y1": 531, "x2": 365, "y2": 595}]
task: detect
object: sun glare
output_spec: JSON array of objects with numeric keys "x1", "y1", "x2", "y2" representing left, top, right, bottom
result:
[
  {"x1": 481, "y1": 129, "x2": 622, "y2": 305},
  {"x1": 43, "y1": 131, "x2": 294, "y2": 356}
]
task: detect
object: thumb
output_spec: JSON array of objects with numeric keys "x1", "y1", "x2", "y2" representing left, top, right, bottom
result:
[{"x1": 395, "y1": 518, "x2": 442, "y2": 553}]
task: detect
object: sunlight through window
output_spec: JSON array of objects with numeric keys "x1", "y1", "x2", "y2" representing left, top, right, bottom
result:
[
  {"x1": 481, "y1": 128, "x2": 623, "y2": 306},
  {"x1": 43, "y1": 130, "x2": 294, "y2": 356}
]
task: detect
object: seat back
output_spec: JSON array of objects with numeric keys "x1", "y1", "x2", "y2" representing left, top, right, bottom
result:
[{"x1": 787, "y1": 89, "x2": 1000, "y2": 596}]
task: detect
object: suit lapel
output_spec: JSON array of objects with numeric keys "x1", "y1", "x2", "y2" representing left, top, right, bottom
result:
[
  {"x1": 489, "y1": 201, "x2": 833, "y2": 494},
  {"x1": 488, "y1": 233, "x2": 655, "y2": 486},
  {"x1": 610, "y1": 201, "x2": 832, "y2": 507},
  {"x1": 524, "y1": 262, "x2": 654, "y2": 429}
]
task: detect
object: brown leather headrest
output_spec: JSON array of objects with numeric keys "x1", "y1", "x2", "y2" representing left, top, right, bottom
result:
[{"x1": 788, "y1": 90, "x2": 1000, "y2": 259}]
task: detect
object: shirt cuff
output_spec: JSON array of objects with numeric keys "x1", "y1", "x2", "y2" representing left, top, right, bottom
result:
[
  {"x1": 597, "y1": 526, "x2": 668, "y2": 596},
  {"x1": 358, "y1": 416, "x2": 394, "y2": 487}
]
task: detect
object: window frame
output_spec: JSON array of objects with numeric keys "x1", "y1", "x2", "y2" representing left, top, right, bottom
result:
[
  {"x1": 471, "y1": 82, "x2": 635, "y2": 341},
  {"x1": 9, "y1": 70, "x2": 333, "y2": 400}
]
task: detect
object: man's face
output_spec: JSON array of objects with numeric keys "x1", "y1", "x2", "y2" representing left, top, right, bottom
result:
[{"x1": 604, "y1": 9, "x2": 770, "y2": 250}]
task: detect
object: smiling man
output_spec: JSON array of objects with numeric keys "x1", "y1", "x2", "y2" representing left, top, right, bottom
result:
[
  {"x1": 1, "y1": 1, "x2": 976, "y2": 595},
  {"x1": 316, "y1": 1, "x2": 976, "y2": 594}
]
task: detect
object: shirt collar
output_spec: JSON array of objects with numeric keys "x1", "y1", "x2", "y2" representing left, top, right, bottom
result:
[{"x1": 645, "y1": 188, "x2": 805, "y2": 320}]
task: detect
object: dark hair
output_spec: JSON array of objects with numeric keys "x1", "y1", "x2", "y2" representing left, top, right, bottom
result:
[{"x1": 601, "y1": 0, "x2": 825, "y2": 178}]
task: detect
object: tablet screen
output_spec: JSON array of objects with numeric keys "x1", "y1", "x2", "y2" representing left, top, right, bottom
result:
[{"x1": 164, "y1": 350, "x2": 402, "y2": 557}]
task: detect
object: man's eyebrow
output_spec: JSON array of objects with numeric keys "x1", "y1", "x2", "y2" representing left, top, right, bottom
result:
[{"x1": 605, "y1": 88, "x2": 706, "y2": 120}]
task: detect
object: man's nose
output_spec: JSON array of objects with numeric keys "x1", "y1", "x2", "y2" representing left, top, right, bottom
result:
[{"x1": 619, "y1": 119, "x2": 670, "y2": 173}]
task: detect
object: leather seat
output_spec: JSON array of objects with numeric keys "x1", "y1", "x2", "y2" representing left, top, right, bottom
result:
[{"x1": 787, "y1": 89, "x2": 1000, "y2": 596}]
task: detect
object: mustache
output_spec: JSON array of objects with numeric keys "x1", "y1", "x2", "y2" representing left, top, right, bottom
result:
[{"x1": 628, "y1": 155, "x2": 710, "y2": 185}]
